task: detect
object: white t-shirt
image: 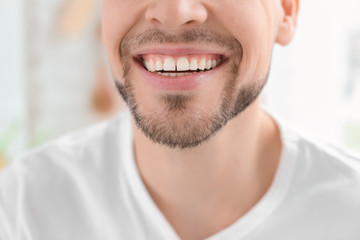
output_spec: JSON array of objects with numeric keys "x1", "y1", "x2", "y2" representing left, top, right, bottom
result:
[{"x1": 1, "y1": 109, "x2": 360, "y2": 240}]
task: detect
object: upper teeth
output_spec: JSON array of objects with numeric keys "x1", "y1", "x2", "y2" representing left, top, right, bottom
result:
[{"x1": 143, "y1": 55, "x2": 221, "y2": 72}]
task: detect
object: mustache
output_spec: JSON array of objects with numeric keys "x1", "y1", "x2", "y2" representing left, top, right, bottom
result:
[{"x1": 120, "y1": 28, "x2": 243, "y2": 58}]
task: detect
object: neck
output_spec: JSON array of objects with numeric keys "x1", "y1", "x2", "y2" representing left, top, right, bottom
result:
[{"x1": 132, "y1": 100, "x2": 282, "y2": 239}]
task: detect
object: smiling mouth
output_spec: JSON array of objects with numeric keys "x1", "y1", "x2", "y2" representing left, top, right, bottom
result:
[{"x1": 136, "y1": 54, "x2": 225, "y2": 77}]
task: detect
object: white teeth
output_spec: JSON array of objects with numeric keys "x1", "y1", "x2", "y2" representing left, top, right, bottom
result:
[
  {"x1": 206, "y1": 60, "x2": 212, "y2": 70},
  {"x1": 144, "y1": 59, "x2": 156, "y2": 72},
  {"x1": 211, "y1": 60, "x2": 217, "y2": 69},
  {"x1": 157, "y1": 72, "x2": 192, "y2": 77},
  {"x1": 155, "y1": 60, "x2": 163, "y2": 71},
  {"x1": 198, "y1": 59, "x2": 206, "y2": 70},
  {"x1": 150, "y1": 60, "x2": 156, "y2": 72},
  {"x1": 189, "y1": 59, "x2": 198, "y2": 71},
  {"x1": 144, "y1": 60, "x2": 149, "y2": 70},
  {"x1": 177, "y1": 57, "x2": 190, "y2": 71},
  {"x1": 164, "y1": 57, "x2": 176, "y2": 71},
  {"x1": 145, "y1": 56, "x2": 221, "y2": 73}
]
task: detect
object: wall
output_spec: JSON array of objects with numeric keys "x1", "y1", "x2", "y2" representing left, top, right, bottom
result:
[
  {"x1": 0, "y1": 0, "x2": 25, "y2": 165},
  {"x1": 266, "y1": 0, "x2": 360, "y2": 152}
]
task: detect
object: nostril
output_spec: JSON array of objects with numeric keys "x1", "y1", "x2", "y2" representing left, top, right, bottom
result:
[{"x1": 149, "y1": 17, "x2": 161, "y2": 26}]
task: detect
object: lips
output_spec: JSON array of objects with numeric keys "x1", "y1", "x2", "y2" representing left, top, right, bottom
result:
[
  {"x1": 141, "y1": 54, "x2": 222, "y2": 77},
  {"x1": 133, "y1": 49, "x2": 227, "y2": 91}
]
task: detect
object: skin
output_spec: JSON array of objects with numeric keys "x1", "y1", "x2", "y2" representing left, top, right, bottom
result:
[{"x1": 102, "y1": 0, "x2": 299, "y2": 239}]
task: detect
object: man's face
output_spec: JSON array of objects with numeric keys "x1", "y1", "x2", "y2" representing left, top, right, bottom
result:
[{"x1": 102, "y1": 0, "x2": 291, "y2": 148}]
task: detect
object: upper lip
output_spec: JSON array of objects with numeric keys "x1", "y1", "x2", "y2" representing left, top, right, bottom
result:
[{"x1": 133, "y1": 46, "x2": 228, "y2": 58}]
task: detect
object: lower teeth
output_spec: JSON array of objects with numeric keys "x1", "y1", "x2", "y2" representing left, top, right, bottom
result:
[{"x1": 157, "y1": 72, "x2": 199, "y2": 77}]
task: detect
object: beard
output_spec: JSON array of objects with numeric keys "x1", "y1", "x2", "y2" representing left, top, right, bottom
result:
[{"x1": 115, "y1": 28, "x2": 268, "y2": 149}]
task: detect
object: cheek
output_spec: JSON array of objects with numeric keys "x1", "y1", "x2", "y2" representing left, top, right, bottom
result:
[
  {"x1": 101, "y1": 0, "x2": 144, "y2": 80},
  {"x1": 214, "y1": 2, "x2": 274, "y2": 84}
]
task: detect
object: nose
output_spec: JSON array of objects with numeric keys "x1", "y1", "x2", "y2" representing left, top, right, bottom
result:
[{"x1": 145, "y1": 0, "x2": 208, "y2": 30}]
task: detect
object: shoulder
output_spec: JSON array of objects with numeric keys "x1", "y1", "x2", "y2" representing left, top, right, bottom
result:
[
  {"x1": 279, "y1": 119, "x2": 360, "y2": 219},
  {"x1": 0, "y1": 110, "x2": 133, "y2": 238},
  {"x1": 268, "y1": 113, "x2": 360, "y2": 235},
  {"x1": 0, "y1": 110, "x2": 132, "y2": 183},
  {"x1": 0, "y1": 110, "x2": 132, "y2": 204},
  {"x1": 3, "y1": 110, "x2": 131, "y2": 172},
  {"x1": 284, "y1": 125, "x2": 360, "y2": 184},
  {"x1": 264, "y1": 105, "x2": 360, "y2": 182}
]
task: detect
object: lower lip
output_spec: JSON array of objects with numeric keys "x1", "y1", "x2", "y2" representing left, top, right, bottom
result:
[{"x1": 135, "y1": 61, "x2": 225, "y2": 91}]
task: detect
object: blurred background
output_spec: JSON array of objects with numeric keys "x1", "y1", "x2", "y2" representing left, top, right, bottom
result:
[{"x1": 1, "y1": 0, "x2": 360, "y2": 169}]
